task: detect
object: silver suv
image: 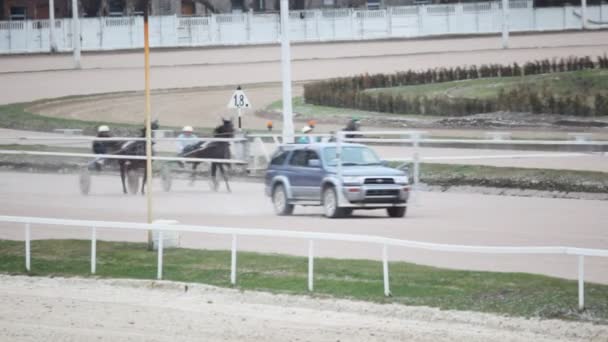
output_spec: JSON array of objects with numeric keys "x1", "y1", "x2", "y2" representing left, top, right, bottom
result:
[{"x1": 265, "y1": 143, "x2": 410, "y2": 218}]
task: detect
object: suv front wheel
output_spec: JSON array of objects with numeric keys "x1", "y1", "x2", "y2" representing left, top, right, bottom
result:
[
  {"x1": 387, "y1": 206, "x2": 406, "y2": 218},
  {"x1": 273, "y1": 184, "x2": 294, "y2": 215},
  {"x1": 323, "y1": 186, "x2": 347, "y2": 218}
]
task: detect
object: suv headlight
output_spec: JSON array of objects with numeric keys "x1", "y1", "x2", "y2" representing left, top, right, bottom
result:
[
  {"x1": 342, "y1": 176, "x2": 364, "y2": 185},
  {"x1": 394, "y1": 176, "x2": 409, "y2": 184}
]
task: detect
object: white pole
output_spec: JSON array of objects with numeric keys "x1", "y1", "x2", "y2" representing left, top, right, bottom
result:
[
  {"x1": 382, "y1": 244, "x2": 390, "y2": 296},
  {"x1": 412, "y1": 133, "x2": 420, "y2": 205},
  {"x1": 91, "y1": 227, "x2": 96, "y2": 274},
  {"x1": 238, "y1": 107, "x2": 242, "y2": 132},
  {"x1": 231, "y1": 234, "x2": 237, "y2": 285},
  {"x1": 308, "y1": 240, "x2": 314, "y2": 292},
  {"x1": 280, "y1": 0, "x2": 294, "y2": 144},
  {"x1": 578, "y1": 255, "x2": 585, "y2": 310},
  {"x1": 25, "y1": 223, "x2": 31, "y2": 272},
  {"x1": 157, "y1": 231, "x2": 163, "y2": 280},
  {"x1": 581, "y1": 0, "x2": 587, "y2": 30},
  {"x1": 71, "y1": 0, "x2": 81, "y2": 68},
  {"x1": 49, "y1": 0, "x2": 58, "y2": 52},
  {"x1": 501, "y1": 0, "x2": 509, "y2": 49},
  {"x1": 336, "y1": 132, "x2": 345, "y2": 205}
]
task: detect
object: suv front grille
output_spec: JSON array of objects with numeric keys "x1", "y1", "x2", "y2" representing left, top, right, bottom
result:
[
  {"x1": 366, "y1": 189, "x2": 400, "y2": 196},
  {"x1": 364, "y1": 178, "x2": 395, "y2": 185}
]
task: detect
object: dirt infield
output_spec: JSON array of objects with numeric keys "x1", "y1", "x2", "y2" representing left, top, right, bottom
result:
[{"x1": 1, "y1": 275, "x2": 606, "y2": 342}]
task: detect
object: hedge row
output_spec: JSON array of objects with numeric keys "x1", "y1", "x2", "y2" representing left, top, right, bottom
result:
[
  {"x1": 332, "y1": 86, "x2": 608, "y2": 117},
  {"x1": 303, "y1": 55, "x2": 608, "y2": 116}
]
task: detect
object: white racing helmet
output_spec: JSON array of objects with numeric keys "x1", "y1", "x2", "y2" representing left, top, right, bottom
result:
[
  {"x1": 182, "y1": 126, "x2": 193, "y2": 133},
  {"x1": 97, "y1": 125, "x2": 109, "y2": 133}
]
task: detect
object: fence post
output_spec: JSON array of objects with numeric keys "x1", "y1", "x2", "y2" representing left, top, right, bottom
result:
[
  {"x1": 581, "y1": 0, "x2": 587, "y2": 30},
  {"x1": 417, "y1": 5, "x2": 424, "y2": 36},
  {"x1": 578, "y1": 255, "x2": 585, "y2": 310},
  {"x1": 157, "y1": 230, "x2": 163, "y2": 280},
  {"x1": 308, "y1": 240, "x2": 314, "y2": 292},
  {"x1": 231, "y1": 234, "x2": 237, "y2": 285},
  {"x1": 91, "y1": 227, "x2": 96, "y2": 274},
  {"x1": 501, "y1": 0, "x2": 509, "y2": 49},
  {"x1": 382, "y1": 244, "x2": 390, "y2": 296},
  {"x1": 315, "y1": 10, "x2": 320, "y2": 41},
  {"x1": 387, "y1": 9, "x2": 392, "y2": 37},
  {"x1": 25, "y1": 223, "x2": 31, "y2": 272},
  {"x1": 247, "y1": 9, "x2": 253, "y2": 42}
]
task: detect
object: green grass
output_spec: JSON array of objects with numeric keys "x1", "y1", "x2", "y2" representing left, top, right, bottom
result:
[
  {"x1": 1, "y1": 239, "x2": 607, "y2": 322},
  {"x1": 416, "y1": 163, "x2": 608, "y2": 193},
  {"x1": 0, "y1": 102, "x2": 148, "y2": 135},
  {"x1": 366, "y1": 69, "x2": 608, "y2": 103}
]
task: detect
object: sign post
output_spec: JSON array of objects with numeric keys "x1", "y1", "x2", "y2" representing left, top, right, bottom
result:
[{"x1": 227, "y1": 86, "x2": 251, "y2": 131}]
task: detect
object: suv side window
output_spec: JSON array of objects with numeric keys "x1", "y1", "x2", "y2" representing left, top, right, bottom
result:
[
  {"x1": 289, "y1": 150, "x2": 320, "y2": 167},
  {"x1": 306, "y1": 150, "x2": 320, "y2": 166},
  {"x1": 270, "y1": 151, "x2": 289, "y2": 166},
  {"x1": 289, "y1": 150, "x2": 308, "y2": 167}
]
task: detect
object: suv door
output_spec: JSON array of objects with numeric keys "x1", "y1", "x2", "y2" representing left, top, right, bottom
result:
[
  {"x1": 286, "y1": 150, "x2": 307, "y2": 199},
  {"x1": 287, "y1": 149, "x2": 323, "y2": 200},
  {"x1": 301, "y1": 150, "x2": 324, "y2": 199}
]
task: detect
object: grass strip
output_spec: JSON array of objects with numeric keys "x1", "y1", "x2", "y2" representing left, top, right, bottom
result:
[
  {"x1": 416, "y1": 163, "x2": 608, "y2": 194},
  {"x1": 0, "y1": 239, "x2": 607, "y2": 323}
]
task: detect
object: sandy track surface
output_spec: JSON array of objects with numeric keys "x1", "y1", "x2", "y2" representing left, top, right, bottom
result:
[
  {"x1": 0, "y1": 275, "x2": 606, "y2": 342},
  {"x1": 2, "y1": 31, "x2": 607, "y2": 73},
  {"x1": 1, "y1": 32, "x2": 607, "y2": 104},
  {"x1": 1, "y1": 172, "x2": 607, "y2": 284}
]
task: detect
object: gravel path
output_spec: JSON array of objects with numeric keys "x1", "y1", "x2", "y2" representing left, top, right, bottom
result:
[{"x1": 1, "y1": 275, "x2": 606, "y2": 342}]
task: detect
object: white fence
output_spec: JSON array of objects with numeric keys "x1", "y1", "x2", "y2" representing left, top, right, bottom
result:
[
  {"x1": 1, "y1": 214, "x2": 606, "y2": 310},
  {"x1": 1, "y1": 1, "x2": 608, "y2": 54}
]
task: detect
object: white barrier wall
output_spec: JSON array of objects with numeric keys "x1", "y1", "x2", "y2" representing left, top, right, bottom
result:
[{"x1": 1, "y1": 1, "x2": 607, "y2": 54}]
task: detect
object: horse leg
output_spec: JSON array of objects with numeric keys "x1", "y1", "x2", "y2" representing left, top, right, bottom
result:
[
  {"x1": 190, "y1": 163, "x2": 197, "y2": 186},
  {"x1": 210, "y1": 162, "x2": 219, "y2": 191},
  {"x1": 120, "y1": 162, "x2": 127, "y2": 194},
  {"x1": 219, "y1": 163, "x2": 231, "y2": 193}
]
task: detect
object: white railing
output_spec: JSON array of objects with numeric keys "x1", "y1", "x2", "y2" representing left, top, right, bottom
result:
[
  {"x1": 1, "y1": 130, "x2": 605, "y2": 177},
  {"x1": 2, "y1": 1, "x2": 608, "y2": 54},
  {"x1": 1, "y1": 214, "x2": 606, "y2": 309},
  {"x1": 0, "y1": 136, "x2": 249, "y2": 165}
]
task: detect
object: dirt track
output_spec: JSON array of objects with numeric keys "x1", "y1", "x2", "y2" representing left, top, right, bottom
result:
[
  {"x1": 1, "y1": 172, "x2": 607, "y2": 284},
  {"x1": 1, "y1": 31, "x2": 607, "y2": 105},
  {"x1": 2, "y1": 276, "x2": 606, "y2": 342}
]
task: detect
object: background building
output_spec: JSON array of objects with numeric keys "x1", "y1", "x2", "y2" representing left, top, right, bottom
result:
[{"x1": 1, "y1": 0, "x2": 604, "y2": 20}]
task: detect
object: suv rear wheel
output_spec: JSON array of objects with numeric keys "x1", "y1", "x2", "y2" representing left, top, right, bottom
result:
[
  {"x1": 273, "y1": 184, "x2": 294, "y2": 215},
  {"x1": 323, "y1": 186, "x2": 347, "y2": 218},
  {"x1": 387, "y1": 206, "x2": 406, "y2": 218}
]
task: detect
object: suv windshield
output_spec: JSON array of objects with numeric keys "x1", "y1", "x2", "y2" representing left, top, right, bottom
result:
[{"x1": 323, "y1": 146, "x2": 381, "y2": 166}]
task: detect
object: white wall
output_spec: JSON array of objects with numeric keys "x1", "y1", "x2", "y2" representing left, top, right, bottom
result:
[{"x1": 1, "y1": 1, "x2": 607, "y2": 54}]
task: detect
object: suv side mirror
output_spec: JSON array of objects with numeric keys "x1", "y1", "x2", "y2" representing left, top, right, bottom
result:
[
  {"x1": 308, "y1": 159, "x2": 321, "y2": 168},
  {"x1": 380, "y1": 160, "x2": 389, "y2": 167}
]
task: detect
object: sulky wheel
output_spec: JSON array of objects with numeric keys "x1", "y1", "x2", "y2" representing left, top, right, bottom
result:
[
  {"x1": 161, "y1": 163, "x2": 172, "y2": 192},
  {"x1": 79, "y1": 167, "x2": 91, "y2": 195},
  {"x1": 127, "y1": 169, "x2": 140, "y2": 195}
]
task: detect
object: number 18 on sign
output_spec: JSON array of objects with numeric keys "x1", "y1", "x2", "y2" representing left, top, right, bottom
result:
[{"x1": 227, "y1": 86, "x2": 251, "y2": 130}]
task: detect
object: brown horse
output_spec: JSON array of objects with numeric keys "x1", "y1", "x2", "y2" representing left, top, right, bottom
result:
[
  {"x1": 89, "y1": 123, "x2": 157, "y2": 194},
  {"x1": 179, "y1": 119, "x2": 234, "y2": 192}
]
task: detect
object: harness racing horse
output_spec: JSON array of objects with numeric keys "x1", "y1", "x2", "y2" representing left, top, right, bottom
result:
[
  {"x1": 180, "y1": 119, "x2": 234, "y2": 192},
  {"x1": 114, "y1": 122, "x2": 159, "y2": 195}
]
